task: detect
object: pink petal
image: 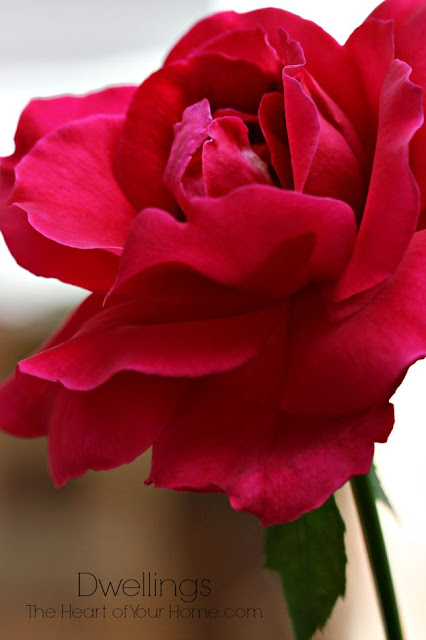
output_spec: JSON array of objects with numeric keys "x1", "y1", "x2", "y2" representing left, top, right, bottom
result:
[
  {"x1": 116, "y1": 53, "x2": 278, "y2": 213},
  {"x1": 258, "y1": 92, "x2": 293, "y2": 189},
  {"x1": 304, "y1": 112, "x2": 365, "y2": 212},
  {"x1": 0, "y1": 205, "x2": 118, "y2": 292},
  {"x1": 213, "y1": 107, "x2": 259, "y2": 122},
  {"x1": 371, "y1": 0, "x2": 426, "y2": 225},
  {"x1": 147, "y1": 327, "x2": 394, "y2": 525},
  {"x1": 116, "y1": 63, "x2": 189, "y2": 215},
  {"x1": 7, "y1": 86, "x2": 136, "y2": 169},
  {"x1": 111, "y1": 186, "x2": 356, "y2": 300},
  {"x1": 195, "y1": 26, "x2": 281, "y2": 75},
  {"x1": 345, "y1": 18, "x2": 395, "y2": 142},
  {"x1": 0, "y1": 294, "x2": 103, "y2": 437},
  {"x1": 332, "y1": 60, "x2": 423, "y2": 300},
  {"x1": 283, "y1": 75, "x2": 319, "y2": 192},
  {"x1": 163, "y1": 98, "x2": 212, "y2": 206},
  {"x1": 11, "y1": 115, "x2": 136, "y2": 251},
  {"x1": 19, "y1": 303, "x2": 284, "y2": 390},
  {"x1": 371, "y1": 0, "x2": 426, "y2": 20},
  {"x1": 0, "y1": 377, "x2": 53, "y2": 438},
  {"x1": 165, "y1": 8, "x2": 362, "y2": 130},
  {"x1": 48, "y1": 372, "x2": 192, "y2": 487},
  {"x1": 279, "y1": 29, "x2": 364, "y2": 207},
  {"x1": 0, "y1": 91, "x2": 135, "y2": 291},
  {"x1": 300, "y1": 70, "x2": 366, "y2": 171},
  {"x1": 229, "y1": 404, "x2": 393, "y2": 525},
  {"x1": 203, "y1": 116, "x2": 273, "y2": 197},
  {"x1": 38, "y1": 292, "x2": 106, "y2": 347},
  {"x1": 279, "y1": 31, "x2": 320, "y2": 191},
  {"x1": 0, "y1": 90, "x2": 135, "y2": 272},
  {"x1": 281, "y1": 230, "x2": 426, "y2": 416},
  {"x1": 108, "y1": 263, "x2": 266, "y2": 317}
]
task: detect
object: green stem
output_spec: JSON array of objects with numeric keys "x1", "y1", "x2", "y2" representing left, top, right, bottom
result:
[{"x1": 351, "y1": 473, "x2": 404, "y2": 640}]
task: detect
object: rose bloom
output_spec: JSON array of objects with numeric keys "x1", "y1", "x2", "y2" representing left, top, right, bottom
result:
[{"x1": 1, "y1": 0, "x2": 425, "y2": 525}]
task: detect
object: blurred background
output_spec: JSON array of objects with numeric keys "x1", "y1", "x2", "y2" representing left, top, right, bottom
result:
[{"x1": 0, "y1": 0, "x2": 425, "y2": 638}]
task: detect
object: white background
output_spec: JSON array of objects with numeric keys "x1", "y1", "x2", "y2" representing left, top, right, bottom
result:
[{"x1": 0, "y1": 1, "x2": 425, "y2": 638}]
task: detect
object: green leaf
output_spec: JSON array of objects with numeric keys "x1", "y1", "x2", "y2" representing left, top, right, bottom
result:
[
  {"x1": 265, "y1": 496, "x2": 346, "y2": 640},
  {"x1": 369, "y1": 464, "x2": 395, "y2": 514}
]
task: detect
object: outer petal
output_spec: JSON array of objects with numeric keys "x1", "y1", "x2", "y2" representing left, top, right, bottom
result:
[
  {"x1": 0, "y1": 88, "x2": 136, "y2": 291},
  {"x1": 0, "y1": 205, "x2": 118, "y2": 292},
  {"x1": 48, "y1": 372, "x2": 192, "y2": 487},
  {"x1": 165, "y1": 8, "x2": 363, "y2": 130},
  {"x1": 0, "y1": 377, "x2": 54, "y2": 438},
  {"x1": 195, "y1": 26, "x2": 281, "y2": 75},
  {"x1": 111, "y1": 186, "x2": 356, "y2": 300},
  {"x1": 3, "y1": 86, "x2": 136, "y2": 171},
  {"x1": 371, "y1": 0, "x2": 426, "y2": 223},
  {"x1": 147, "y1": 327, "x2": 394, "y2": 525},
  {"x1": 332, "y1": 59, "x2": 423, "y2": 300},
  {"x1": 0, "y1": 294, "x2": 103, "y2": 437},
  {"x1": 281, "y1": 230, "x2": 426, "y2": 416},
  {"x1": 372, "y1": 0, "x2": 426, "y2": 20},
  {"x1": 18, "y1": 304, "x2": 283, "y2": 390},
  {"x1": 11, "y1": 115, "x2": 136, "y2": 251},
  {"x1": 108, "y1": 261, "x2": 267, "y2": 317}
]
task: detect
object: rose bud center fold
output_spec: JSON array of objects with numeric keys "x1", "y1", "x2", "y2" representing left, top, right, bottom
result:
[{"x1": 161, "y1": 37, "x2": 366, "y2": 222}]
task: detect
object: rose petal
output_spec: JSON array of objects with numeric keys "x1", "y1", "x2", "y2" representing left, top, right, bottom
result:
[
  {"x1": 0, "y1": 294, "x2": 103, "y2": 437},
  {"x1": 6, "y1": 86, "x2": 136, "y2": 170},
  {"x1": 278, "y1": 31, "x2": 320, "y2": 191},
  {"x1": 283, "y1": 75, "x2": 319, "y2": 192},
  {"x1": 111, "y1": 185, "x2": 356, "y2": 300},
  {"x1": 166, "y1": 8, "x2": 362, "y2": 130},
  {"x1": 281, "y1": 230, "x2": 426, "y2": 416},
  {"x1": 116, "y1": 53, "x2": 278, "y2": 213},
  {"x1": 258, "y1": 92, "x2": 293, "y2": 189},
  {"x1": 229, "y1": 404, "x2": 393, "y2": 525},
  {"x1": 0, "y1": 377, "x2": 53, "y2": 438},
  {"x1": 147, "y1": 327, "x2": 394, "y2": 525},
  {"x1": 371, "y1": 0, "x2": 426, "y2": 225},
  {"x1": 371, "y1": 0, "x2": 426, "y2": 21},
  {"x1": 277, "y1": 29, "x2": 364, "y2": 207},
  {"x1": 213, "y1": 107, "x2": 259, "y2": 122},
  {"x1": 195, "y1": 26, "x2": 281, "y2": 75},
  {"x1": 300, "y1": 70, "x2": 366, "y2": 171},
  {"x1": 0, "y1": 205, "x2": 118, "y2": 292},
  {"x1": 38, "y1": 293, "x2": 105, "y2": 349},
  {"x1": 1, "y1": 96, "x2": 135, "y2": 291},
  {"x1": 110, "y1": 263, "x2": 267, "y2": 314},
  {"x1": 202, "y1": 116, "x2": 273, "y2": 197},
  {"x1": 116, "y1": 63, "x2": 189, "y2": 215},
  {"x1": 18, "y1": 303, "x2": 283, "y2": 390},
  {"x1": 345, "y1": 18, "x2": 395, "y2": 144},
  {"x1": 11, "y1": 114, "x2": 136, "y2": 251},
  {"x1": 332, "y1": 60, "x2": 423, "y2": 300},
  {"x1": 48, "y1": 372, "x2": 192, "y2": 487},
  {"x1": 185, "y1": 53, "x2": 279, "y2": 116},
  {"x1": 304, "y1": 112, "x2": 365, "y2": 212},
  {"x1": 163, "y1": 98, "x2": 212, "y2": 206}
]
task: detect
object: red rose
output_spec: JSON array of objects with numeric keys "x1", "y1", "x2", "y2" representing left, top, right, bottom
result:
[{"x1": 1, "y1": 1, "x2": 425, "y2": 525}]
